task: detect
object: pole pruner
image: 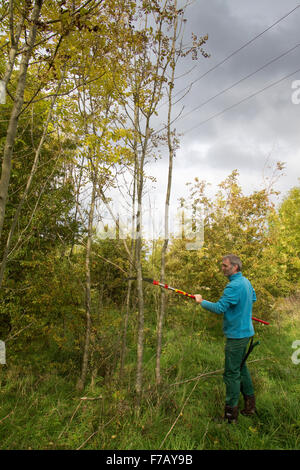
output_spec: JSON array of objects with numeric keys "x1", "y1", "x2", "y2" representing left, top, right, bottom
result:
[{"x1": 127, "y1": 277, "x2": 270, "y2": 326}]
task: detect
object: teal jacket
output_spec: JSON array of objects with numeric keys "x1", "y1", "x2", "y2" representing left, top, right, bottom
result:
[{"x1": 201, "y1": 272, "x2": 256, "y2": 338}]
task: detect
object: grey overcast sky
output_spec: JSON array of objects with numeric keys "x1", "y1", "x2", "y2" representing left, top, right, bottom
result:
[{"x1": 146, "y1": 0, "x2": 300, "y2": 215}]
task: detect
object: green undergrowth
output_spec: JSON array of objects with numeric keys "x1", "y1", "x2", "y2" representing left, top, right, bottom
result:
[{"x1": 0, "y1": 302, "x2": 299, "y2": 450}]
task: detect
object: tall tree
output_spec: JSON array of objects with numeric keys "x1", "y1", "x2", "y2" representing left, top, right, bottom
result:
[
  {"x1": 109, "y1": 0, "x2": 209, "y2": 399},
  {"x1": 270, "y1": 184, "x2": 300, "y2": 288},
  {"x1": 0, "y1": 67, "x2": 66, "y2": 288},
  {"x1": 0, "y1": 0, "x2": 112, "y2": 280},
  {"x1": 155, "y1": 0, "x2": 179, "y2": 387},
  {"x1": 69, "y1": 6, "x2": 135, "y2": 389},
  {"x1": 0, "y1": 0, "x2": 44, "y2": 239}
]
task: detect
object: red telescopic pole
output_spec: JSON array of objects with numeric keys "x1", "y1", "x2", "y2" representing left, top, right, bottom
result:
[{"x1": 147, "y1": 278, "x2": 270, "y2": 325}]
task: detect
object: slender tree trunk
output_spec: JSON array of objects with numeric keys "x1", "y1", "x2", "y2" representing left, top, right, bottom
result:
[
  {"x1": 119, "y1": 277, "x2": 133, "y2": 379},
  {"x1": 119, "y1": 157, "x2": 137, "y2": 380},
  {"x1": 0, "y1": 0, "x2": 44, "y2": 241},
  {"x1": 77, "y1": 179, "x2": 96, "y2": 392},
  {"x1": 135, "y1": 200, "x2": 144, "y2": 402},
  {"x1": 135, "y1": 123, "x2": 149, "y2": 403},
  {"x1": 0, "y1": 68, "x2": 66, "y2": 289},
  {"x1": 3, "y1": 1, "x2": 28, "y2": 88},
  {"x1": 156, "y1": 4, "x2": 178, "y2": 386}
]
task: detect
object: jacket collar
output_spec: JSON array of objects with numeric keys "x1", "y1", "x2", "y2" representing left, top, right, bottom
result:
[{"x1": 229, "y1": 272, "x2": 242, "y2": 281}]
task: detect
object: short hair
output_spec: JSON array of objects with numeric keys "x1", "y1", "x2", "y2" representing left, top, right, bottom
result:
[{"x1": 223, "y1": 254, "x2": 242, "y2": 272}]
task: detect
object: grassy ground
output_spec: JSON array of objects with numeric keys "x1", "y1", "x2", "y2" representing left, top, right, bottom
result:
[{"x1": 0, "y1": 298, "x2": 299, "y2": 450}]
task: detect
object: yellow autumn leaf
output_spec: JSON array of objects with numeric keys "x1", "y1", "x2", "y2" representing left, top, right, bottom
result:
[{"x1": 249, "y1": 426, "x2": 257, "y2": 433}]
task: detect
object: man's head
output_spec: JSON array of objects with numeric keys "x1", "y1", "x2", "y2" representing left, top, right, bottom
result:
[{"x1": 221, "y1": 254, "x2": 242, "y2": 277}]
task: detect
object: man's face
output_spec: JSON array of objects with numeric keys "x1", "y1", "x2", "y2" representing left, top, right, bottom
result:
[{"x1": 221, "y1": 258, "x2": 238, "y2": 277}]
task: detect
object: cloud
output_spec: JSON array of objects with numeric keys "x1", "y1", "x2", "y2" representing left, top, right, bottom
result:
[
  {"x1": 155, "y1": 0, "x2": 300, "y2": 202},
  {"x1": 116, "y1": 0, "x2": 300, "y2": 236}
]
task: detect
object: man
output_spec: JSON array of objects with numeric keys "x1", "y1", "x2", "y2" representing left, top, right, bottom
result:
[{"x1": 194, "y1": 254, "x2": 257, "y2": 423}]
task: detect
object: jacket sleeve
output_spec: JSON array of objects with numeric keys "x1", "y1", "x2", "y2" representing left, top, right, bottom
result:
[
  {"x1": 201, "y1": 284, "x2": 240, "y2": 315},
  {"x1": 252, "y1": 287, "x2": 257, "y2": 302}
]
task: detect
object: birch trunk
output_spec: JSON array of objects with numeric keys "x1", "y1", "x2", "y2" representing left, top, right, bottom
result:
[
  {"x1": 135, "y1": 193, "x2": 144, "y2": 401},
  {"x1": 0, "y1": 0, "x2": 44, "y2": 241},
  {"x1": 135, "y1": 122, "x2": 148, "y2": 403},
  {"x1": 2, "y1": 1, "x2": 28, "y2": 88},
  {"x1": 119, "y1": 156, "x2": 137, "y2": 380},
  {"x1": 156, "y1": 4, "x2": 178, "y2": 386},
  {"x1": 76, "y1": 180, "x2": 96, "y2": 392}
]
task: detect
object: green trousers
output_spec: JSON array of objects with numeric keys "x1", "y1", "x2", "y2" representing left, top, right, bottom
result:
[{"x1": 223, "y1": 337, "x2": 254, "y2": 407}]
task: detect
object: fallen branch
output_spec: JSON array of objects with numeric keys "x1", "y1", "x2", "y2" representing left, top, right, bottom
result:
[
  {"x1": 76, "y1": 415, "x2": 115, "y2": 451},
  {"x1": 171, "y1": 369, "x2": 223, "y2": 386},
  {"x1": 58, "y1": 396, "x2": 103, "y2": 440},
  {"x1": 58, "y1": 401, "x2": 83, "y2": 440},
  {"x1": 160, "y1": 378, "x2": 201, "y2": 449},
  {"x1": 0, "y1": 410, "x2": 14, "y2": 424},
  {"x1": 76, "y1": 430, "x2": 98, "y2": 450},
  {"x1": 80, "y1": 395, "x2": 103, "y2": 401},
  {"x1": 170, "y1": 358, "x2": 269, "y2": 386}
]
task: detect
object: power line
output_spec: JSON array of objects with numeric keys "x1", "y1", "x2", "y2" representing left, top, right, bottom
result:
[
  {"x1": 178, "y1": 42, "x2": 300, "y2": 122},
  {"x1": 152, "y1": 42, "x2": 300, "y2": 138},
  {"x1": 135, "y1": 4, "x2": 300, "y2": 151},
  {"x1": 170, "y1": 3, "x2": 300, "y2": 105},
  {"x1": 183, "y1": 66, "x2": 300, "y2": 135}
]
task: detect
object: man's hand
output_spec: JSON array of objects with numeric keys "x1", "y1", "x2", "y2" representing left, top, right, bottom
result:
[{"x1": 194, "y1": 294, "x2": 203, "y2": 304}]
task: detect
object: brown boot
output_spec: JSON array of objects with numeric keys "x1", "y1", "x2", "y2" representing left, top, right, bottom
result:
[
  {"x1": 224, "y1": 404, "x2": 239, "y2": 423},
  {"x1": 240, "y1": 394, "x2": 256, "y2": 416}
]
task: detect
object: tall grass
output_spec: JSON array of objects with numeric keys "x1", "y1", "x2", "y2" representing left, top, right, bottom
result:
[{"x1": 0, "y1": 298, "x2": 299, "y2": 450}]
